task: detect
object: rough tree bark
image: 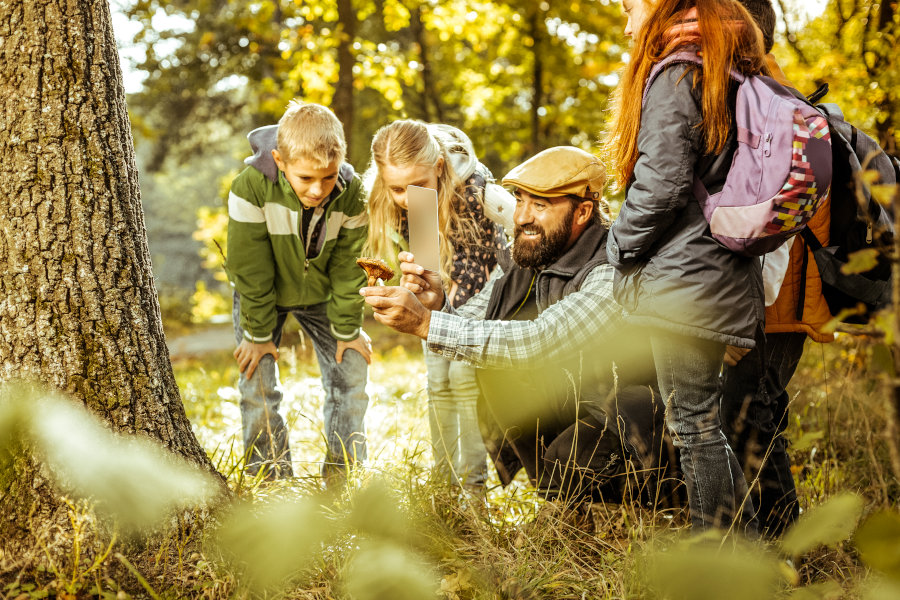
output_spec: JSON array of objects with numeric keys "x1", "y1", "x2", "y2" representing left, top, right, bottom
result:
[{"x1": 0, "y1": 0, "x2": 220, "y2": 561}]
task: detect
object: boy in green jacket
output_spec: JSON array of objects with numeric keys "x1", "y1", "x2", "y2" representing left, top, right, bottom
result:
[{"x1": 227, "y1": 101, "x2": 370, "y2": 482}]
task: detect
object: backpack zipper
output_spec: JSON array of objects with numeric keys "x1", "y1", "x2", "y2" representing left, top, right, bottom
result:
[
  {"x1": 763, "y1": 133, "x2": 772, "y2": 157},
  {"x1": 867, "y1": 223, "x2": 873, "y2": 244}
]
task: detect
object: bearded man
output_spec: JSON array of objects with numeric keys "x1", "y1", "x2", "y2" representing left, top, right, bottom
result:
[{"x1": 362, "y1": 147, "x2": 680, "y2": 507}]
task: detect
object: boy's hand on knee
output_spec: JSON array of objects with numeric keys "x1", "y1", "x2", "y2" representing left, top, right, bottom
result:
[
  {"x1": 336, "y1": 330, "x2": 372, "y2": 365},
  {"x1": 234, "y1": 340, "x2": 278, "y2": 379}
]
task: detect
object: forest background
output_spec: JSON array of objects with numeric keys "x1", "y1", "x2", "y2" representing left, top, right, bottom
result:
[
  {"x1": 1, "y1": 0, "x2": 899, "y2": 598},
  {"x1": 120, "y1": 0, "x2": 897, "y2": 322}
]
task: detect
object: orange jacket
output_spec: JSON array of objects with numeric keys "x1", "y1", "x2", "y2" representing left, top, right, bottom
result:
[{"x1": 765, "y1": 193, "x2": 834, "y2": 342}]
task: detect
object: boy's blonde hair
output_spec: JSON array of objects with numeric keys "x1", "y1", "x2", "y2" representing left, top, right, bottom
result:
[
  {"x1": 364, "y1": 120, "x2": 480, "y2": 280},
  {"x1": 277, "y1": 100, "x2": 346, "y2": 167}
]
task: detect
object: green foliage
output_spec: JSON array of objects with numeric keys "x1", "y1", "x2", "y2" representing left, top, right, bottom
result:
[
  {"x1": 777, "y1": 1, "x2": 898, "y2": 151},
  {"x1": 780, "y1": 493, "x2": 865, "y2": 558},
  {"x1": 120, "y1": 0, "x2": 624, "y2": 175},
  {"x1": 214, "y1": 496, "x2": 333, "y2": 592},
  {"x1": 136, "y1": 130, "x2": 235, "y2": 326},
  {"x1": 346, "y1": 478, "x2": 410, "y2": 540},
  {"x1": 868, "y1": 184, "x2": 898, "y2": 207},
  {"x1": 190, "y1": 205, "x2": 230, "y2": 323},
  {"x1": 7, "y1": 335, "x2": 900, "y2": 598},
  {"x1": 862, "y1": 577, "x2": 900, "y2": 600},
  {"x1": 342, "y1": 540, "x2": 439, "y2": 600},
  {"x1": 213, "y1": 478, "x2": 440, "y2": 596},
  {"x1": 841, "y1": 248, "x2": 881, "y2": 275},
  {"x1": 791, "y1": 429, "x2": 825, "y2": 453},
  {"x1": 638, "y1": 534, "x2": 784, "y2": 600},
  {"x1": 855, "y1": 511, "x2": 900, "y2": 581},
  {"x1": 0, "y1": 383, "x2": 220, "y2": 534},
  {"x1": 870, "y1": 342, "x2": 897, "y2": 377},
  {"x1": 790, "y1": 581, "x2": 843, "y2": 599}
]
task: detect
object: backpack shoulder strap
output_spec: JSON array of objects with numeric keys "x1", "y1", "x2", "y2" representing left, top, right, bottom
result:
[
  {"x1": 642, "y1": 49, "x2": 758, "y2": 106},
  {"x1": 642, "y1": 50, "x2": 703, "y2": 106},
  {"x1": 807, "y1": 82, "x2": 829, "y2": 104},
  {"x1": 800, "y1": 228, "x2": 824, "y2": 251}
]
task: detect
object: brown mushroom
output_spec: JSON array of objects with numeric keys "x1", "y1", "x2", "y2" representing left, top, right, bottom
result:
[{"x1": 356, "y1": 257, "x2": 395, "y2": 286}]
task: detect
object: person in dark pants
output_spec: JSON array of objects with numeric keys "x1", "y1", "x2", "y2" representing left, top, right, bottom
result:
[
  {"x1": 722, "y1": 329, "x2": 808, "y2": 537},
  {"x1": 721, "y1": 0, "x2": 836, "y2": 538}
]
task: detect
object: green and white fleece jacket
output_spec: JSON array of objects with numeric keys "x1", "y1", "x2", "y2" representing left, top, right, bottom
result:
[{"x1": 227, "y1": 125, "x2": 369, "y2": 343}]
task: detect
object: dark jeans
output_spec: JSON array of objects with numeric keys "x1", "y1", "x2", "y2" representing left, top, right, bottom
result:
[
  {"x1": 233, "y1": 294, "x2": 369, "y2": 481},
  {"x1": 722, "y1": 330, "x2": 805, "y2": 538},
  {"x1": 541, "y1": 386, "x2": 683, "y2": 507},
  {"x1": 651, "y1": 331, "x2": 756, "y2": 533},
  {"x1": 477, "y1": 358, "x2": 679, "y2": 506}
]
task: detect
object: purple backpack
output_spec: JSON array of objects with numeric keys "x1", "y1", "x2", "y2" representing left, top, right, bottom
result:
[{"x1": 644, "y1": 50, "x2": 833, "y2": 256}]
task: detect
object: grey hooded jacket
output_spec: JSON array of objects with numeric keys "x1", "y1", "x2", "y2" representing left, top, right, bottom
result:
[{"x1": 606, "y1": 63, "x2": 764, "y2": 348}]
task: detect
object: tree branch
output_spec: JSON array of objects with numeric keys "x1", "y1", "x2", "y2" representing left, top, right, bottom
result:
[
  {"x1": 862, "y1": 0, "x2": 877, "y2": 78},
  {"x1": 833, "y1": 0, "x2": 859, "y2": 37}
]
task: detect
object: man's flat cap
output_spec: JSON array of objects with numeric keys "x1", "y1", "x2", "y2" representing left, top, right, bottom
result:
[{"x1": 502, "y1": 146, "x2": 606, "y2": 199}]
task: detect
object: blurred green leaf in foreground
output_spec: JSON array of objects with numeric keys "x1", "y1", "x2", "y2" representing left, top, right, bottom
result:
[
  {"x1": 639, "y1": 533, "x2": 783, "y2": 600},
  {"x1": 856, "y1": 510, "x2": 900, "y2": 582},
  {"x1": 0, "y1": 383, "x2": 220, "y2": 533},
  {"x1": 781, "y1": 492, "x2": 865, "y2": 558}
]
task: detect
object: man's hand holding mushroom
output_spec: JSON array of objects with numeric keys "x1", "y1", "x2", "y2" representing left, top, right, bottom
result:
[
  {"x1": 360, "y1": 253, "x2": 442, "y2": 339},
  {"x1": 356, "y1": 257, "x2": 395, "y2": 286}
]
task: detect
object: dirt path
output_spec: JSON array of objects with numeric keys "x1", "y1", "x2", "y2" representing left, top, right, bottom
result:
[{"x1": 166, "y1": 325, "x2": 234, "y2": 359}]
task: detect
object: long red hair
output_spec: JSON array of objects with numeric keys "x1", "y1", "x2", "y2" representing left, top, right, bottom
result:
[{"x1": 606, "y1": 0, "x2": 766, "y2": 188}]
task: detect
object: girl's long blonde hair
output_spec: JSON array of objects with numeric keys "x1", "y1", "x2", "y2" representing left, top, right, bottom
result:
[
  {"x1": 365, "y1": 120, "x2": 480, "y2": 280},
  {"x1": 605, "y1": 0, "x2": 766, "y2": 188}
]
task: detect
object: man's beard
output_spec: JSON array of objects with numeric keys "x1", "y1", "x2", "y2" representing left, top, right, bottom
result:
[{"x1": 512, "y1": 207, "x2": 574, "y2": 269}]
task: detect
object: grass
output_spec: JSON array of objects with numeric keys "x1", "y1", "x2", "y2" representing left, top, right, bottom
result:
[
  {"x1": 174, "y1": 317, "x2": 434, "y2": 484},
  {"x1": 2, "y1": 316, "x2": 899, "y2": 599}
]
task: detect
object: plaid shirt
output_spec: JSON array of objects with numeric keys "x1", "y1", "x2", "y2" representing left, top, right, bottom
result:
[{"x1": 425, "y1": 263, "x2": 624, "y2": 369}]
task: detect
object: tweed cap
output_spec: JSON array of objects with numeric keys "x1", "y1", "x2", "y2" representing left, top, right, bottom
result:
[{"x1": 502, "y1": 146, "x2": 606, "y2": 199}]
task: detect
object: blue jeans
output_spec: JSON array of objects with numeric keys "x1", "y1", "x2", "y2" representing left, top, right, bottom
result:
[
  {"x1": 423, "y1": 348, "x2": 487, "y2": 487},
  {"x1": 650, "y1": 331, "x2": 756, "y2": 532},
  {"x1": 722, "y1": 330, "x2": 804, "y2": 537},
  {"x1": 233, "y1": 294, "x2": 369, "y2": 480}
]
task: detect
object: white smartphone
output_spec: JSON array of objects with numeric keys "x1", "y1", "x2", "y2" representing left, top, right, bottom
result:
[{"x1": 406, "y1": 185, "x2": 441, "y2": 274}]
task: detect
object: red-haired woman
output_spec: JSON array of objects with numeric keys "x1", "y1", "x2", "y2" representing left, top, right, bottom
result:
[{"x1": 605, "y1": 0, "x2": 767, "y2": 532}]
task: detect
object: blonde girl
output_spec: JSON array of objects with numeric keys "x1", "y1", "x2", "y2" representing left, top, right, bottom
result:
[{"x1": 366, "y1": 120, "x2": 507, "y2": 488}]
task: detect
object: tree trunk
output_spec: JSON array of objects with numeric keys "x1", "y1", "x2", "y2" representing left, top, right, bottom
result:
[
  {"x1": 0, "y1": 0, "x2": 219, "y2": 561},
  {"x1": 528, "y1": 3, "x2": 545, "y2": 158},
  {"x1": 874, "y1": 0, "x2": 897, "y2": 154},
  {"x1": 410, "y1": 4, "x2": 444, "y2": 123},
  {"x1": 334, "y1": 0, "x2": 357, "y2": 154}
]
